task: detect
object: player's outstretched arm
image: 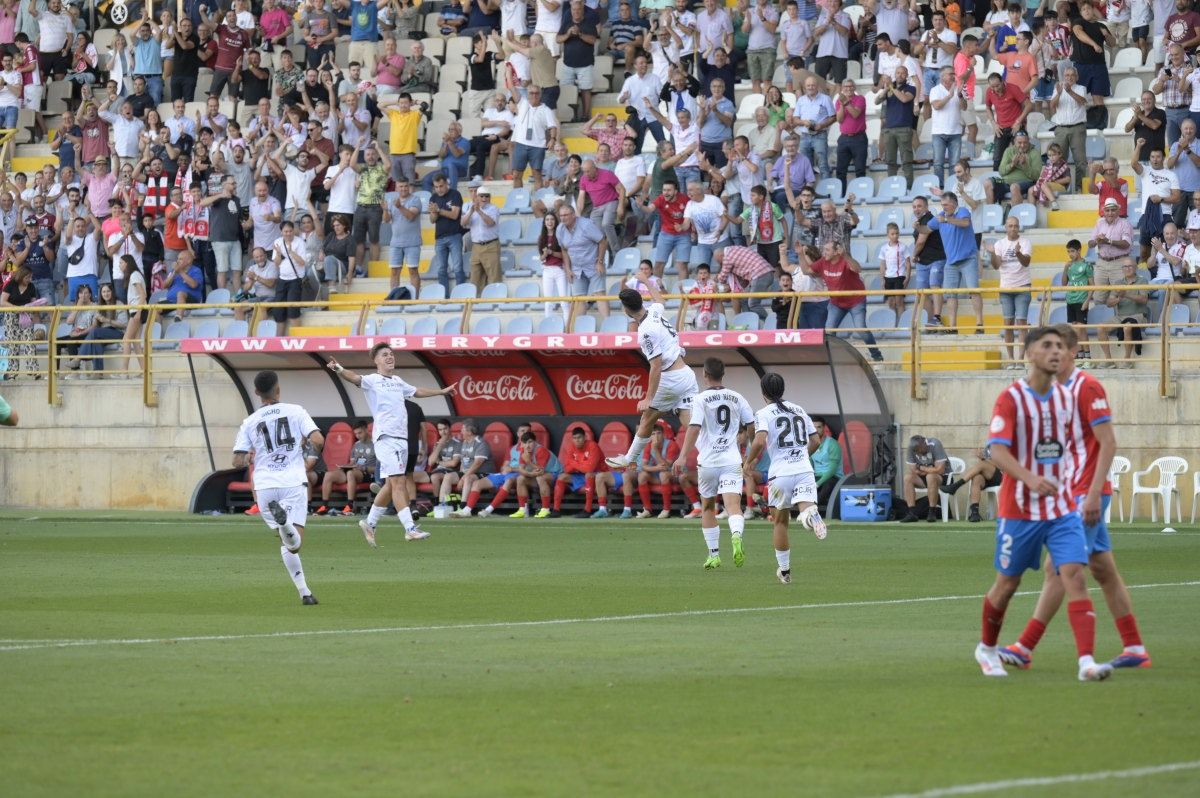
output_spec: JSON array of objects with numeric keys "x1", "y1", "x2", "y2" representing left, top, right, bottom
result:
[
  {"x1": 327, "y1": 357, "x2": 364, "y2": 386},
  {"x1": 646, "y1": 276, "x2": 665, "y2": 306},
  {"x1": 413, "y1": 385, "x2": 457, "y2": 399}
]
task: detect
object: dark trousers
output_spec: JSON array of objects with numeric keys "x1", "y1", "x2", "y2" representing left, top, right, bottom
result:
[
  {"x1": 542, "y1": 85, "x2": 560, "y2": 110},
  {"x1": 192, "y1": 240, "x2": 216, "y2": 294},
  {"x1": 469, "y1": 136, "x2": 499, "y2": 177},
  {"x1": 171, "y1": 74, "x2": 197, "y2": 103},
  {"x1": 814, "y1": 56, "x2": 847, "y2": 84},
  {"x1": 993, "y1": 127, "x2": 1014, "y2": 172},
  {"x1": 836, "y1": 132, "x2": 868, "y2": 192},
  {"x1": 306, "y1": 44, "x2": 334, "y2": 69},
  {"x1": 628, "y1": 116, "x2": 665, "y2": 152},
  {"x1": 700, "y1": 141, "x2": 727, "y2": 168},
  {"x1": 208, "y1": 69, "x2": 234, "y2": 100}
]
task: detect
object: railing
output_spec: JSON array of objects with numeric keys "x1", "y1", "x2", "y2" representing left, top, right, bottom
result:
[{"x1": 1, "y1": 283, "x2": 1196, "y2": 406}]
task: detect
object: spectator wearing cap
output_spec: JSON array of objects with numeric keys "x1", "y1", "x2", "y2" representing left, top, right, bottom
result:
[
  {"x1": 1088, "y1": 199, "x2": 1136, "y2": 307},
  {"x1": 462, "y1": 185, "x2": 502, "y2": 293},
  {"x1": 11, "y1": 217, "x2": 57, "y2": 303}
]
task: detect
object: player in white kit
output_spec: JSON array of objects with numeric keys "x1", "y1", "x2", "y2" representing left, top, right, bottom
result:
[
  {"x1": 328, "y1": 343, "x2": 457, "y2": 546},
  {"x1": 673, "y1": 357, "x2": 755, "y2": 570},
  {"x1": 605, "y1": 284, "x2": 700, "y2": 471},
  {"x1": 232, "y1": 371, "x2": 326, "y2": 605},
  {"x1": 742, "y1": 373, "x2": 828, "y2": 585}
]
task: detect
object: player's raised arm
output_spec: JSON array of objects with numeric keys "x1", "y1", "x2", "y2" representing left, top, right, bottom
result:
[
  {"x1": 413, "y1": 384, "x2": 457, "y2": 398},
  {"x1": 326, "y1": 357, "x2": 364, "y2": 386},
  {"x1": 646, "y1": 275, "x2": 665, "y2": 306}
]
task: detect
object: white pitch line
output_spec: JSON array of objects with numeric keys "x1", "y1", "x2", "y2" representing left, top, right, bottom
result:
[
  {"x1": 878, "y1": 759, "x2": 1200, "y2": 797},
  {"x1": 1, "y1": 580, "x2": 1196, "y2": 654}
]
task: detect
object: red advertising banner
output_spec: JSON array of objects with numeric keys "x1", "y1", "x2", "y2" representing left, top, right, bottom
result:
[
  {"x1": 543, "y1": 367, "x2": 649, "y2": 416},
  {"x1": 438, "y1": 367, "x2": 557, "y2": 417}
]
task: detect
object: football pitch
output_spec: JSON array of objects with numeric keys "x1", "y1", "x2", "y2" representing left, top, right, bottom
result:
[{"x1": 2, "y1": 512, "x2": 1198, "y2": 797}]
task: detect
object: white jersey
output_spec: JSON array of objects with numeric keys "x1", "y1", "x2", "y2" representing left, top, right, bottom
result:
[
  {"x1": 754, "y1": 401, "x2": 818, "y2": 478},
  {"x1": 690, "y1": 387, "x2": 754, "y2": 468},
  {"x1": 638, "y1": 302, "x2": 684, "y2": 368},
  {"x1": 360, "y1": 373, "x2": 418, "y2": 442},
  {"x1": 233, "y1": 402, "x2": 320, "y2": 490}
]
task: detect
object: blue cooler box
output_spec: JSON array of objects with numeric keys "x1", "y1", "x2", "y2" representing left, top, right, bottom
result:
[{"x1": 840, "y1": 487, "x2": 892, "y2": 522}]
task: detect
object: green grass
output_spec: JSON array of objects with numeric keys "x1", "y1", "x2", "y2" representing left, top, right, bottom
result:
[{"x1": 1, "y1": 512, "x2": 1198, "y2": 797}]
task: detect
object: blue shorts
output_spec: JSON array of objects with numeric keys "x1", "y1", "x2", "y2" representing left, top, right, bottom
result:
[
  {"x1": 568, "y1": 473, "x2": 590, "y2": 492},
  {"x1": 391, "y1": 244, "x2": 420, "y2": 268},
  {"x1": 994, "y1": 513, "x2": 1088, "y2": 576},
  {"x1": 942, "y1": 257, "x2": 978, "y2": 299},
  {"x1": 1073, "y1": 62, "x2": 1111, "y2": 98},
  {"x1": 608, "y1": 471, "x2": 625, "y2": 490},
  {"x1": 486, "y1": 472, "x2": 515, "y2": 489},
  {"x1": 655, "y1": 231, "x2": 692, "y2": 265},
  {"x1": 1077, "y1": 493, "x2": 1112, "y2": 555},
  {"x1": 689, "y1": 242, "x2": 717, "y2": 267},
  {"x1": 913, "y1": 260, "x2": 944, "y2": 290},
  {"x1": 512, "y1": 142, "x2": 547, "y2": 173}
]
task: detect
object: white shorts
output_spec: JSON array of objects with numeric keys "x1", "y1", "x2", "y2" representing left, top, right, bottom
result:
[
  {"x1": 255, "y1": 485, "x2": 308, "y2": 530},
  {"x1": 697, "y1": 465, "x2": 743, "y2": 499},
  {"x1": 651, "y1": 365, "x2": 698, "y2": 414},
  {"x1": 375, "y1": 436, "x2": 410, "y2": 479},
  {"x1": 23, "y1": 85, "x2": 43, "y2": 110},
  {"x1": 767, "y1": 471, "x2": 818, "y2": 509}
]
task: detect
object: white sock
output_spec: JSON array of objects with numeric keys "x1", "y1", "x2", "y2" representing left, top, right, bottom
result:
[
  {"x1": 1078, "y1": 654, "x2": 1096, "y2": 669},
  {"x1": 278, "y1": 521, "x2": 300, "y2": 551},
  {"x1": 728, "y1": 514, "x2": 744, "y2": 537},
  {"x1": 280, "y1": 546, "x2": 310, "y2": 597},
  {"x1": 366, "y1": 503, "x2": 386, "y2": 527},
  {"x1": 1124, "y1": 644, "x2": 1146, "y2": 655},
  {"x1": 692, "y1": 501, "x2": 701, "y2": 510},
  {"x1": 702, "y1": 527, "x2": 720, "y2": 554},
  {"x1": 775, "y1": 549, "x2": 790, "y2": 571},
  {"x1": 626, "y1": 435, "x2": 650, "y2": 461},
  {"x1": 398, "y1": 506, "x2": 416, "y2": 531}
]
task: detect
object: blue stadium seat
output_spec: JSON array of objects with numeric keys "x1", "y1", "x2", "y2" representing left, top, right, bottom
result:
[
  {"x1": 815, "y1": 177, "x2": 843, "y2": 201},
  {"x1": 866, "y1": 275, "x2": 885, "y2": 303},
  {"x1": 976, "y1": 204, "x2": 1005, "y2": 233},
  {"x1": 222, "y1": 320, "x2": 249, "y2": 338},
  {"x1": 1008, "y1": 203, "x2": 1037, "y2": 229},
  {"x1": 513, "y1": 281, "x2": 541, "y2": 309},
  {"x1": 410, "y1": 316, "x2": 438, "y2": 335},
  {"x1": 600, "y1": 315, "x2": 630, "y2": 333},
  {"x1": 444, "y1": 283, "x2": 477, "y2": 312},
  {"x1": 515, "y1": 250, "x2": 542, "y2": 275},
  {"x1": 501, "y1": 188, "x2": 531, "y2": 215},
  {"x1": 612, "y1": 247, "x2": 642, "y2": 274},
  {"x1": 573, "y1": 315, "x2": 597, "y2": 333},
  {"x1": 194, "y1": 320, "x2": 220, "y2": 338},
  {"x1": 850, "y1": 240, "x2": 868, "y2": 266},
  {"x1": 867, "y1": 308, "x2": 899, "y2": 335},
  {"x1": 506, "y1": 316, "x2": 534, "y2": 334},
  {"x1": 870, "y1": 207, "x2": 906, "y2": 235},
  {"x1": 516, "y1": 219, "x2": 541, "y2": 245},
  {"x1": 1144, "y1": 304, "x2": 1190, "y2": 336},
  {"x1": 731, "y1": 311, "x2": 760, "y2": 330},
  {"x1": 498, "y1": 218, "x2": 522, "y2": 244},
  {"x1": 846, "y1": 176, "x2": 875, "y2": 203},
  {"x1": 476, "y1": 282, "x2": 509, "y2": 311},
  {"x1": 537, "y1": 315, "x2": 565, "y2": 334},
  {"x1": 887, "y1": 308, "x2": 927, "y2": 338},
  {"x1": 441, "y1": 316, "x2": 462, "y2": 334},
  {"x1": 907, "y1": 174, "x2": 940, "y2": 201},
  {"x1": 870, "y1": 176, "x2": 908, "y2": 204},
  {"x1": 1048, "y1": 305, "x2": 1069, "y2": 326},
  {"x1": 470, "y1": 316, "x2": 501, "y2": 334},
  {"x1": 408, "y1": 284, "x2": 447, "y2": 313},
  {"x1": 380, "y1": 317, "x2": 407, "y2": 335},
  {"x1": 253, "y1": 319, "x2": 277, "y2": 337}
]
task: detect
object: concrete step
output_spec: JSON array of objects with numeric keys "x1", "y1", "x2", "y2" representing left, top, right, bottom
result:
[{"x1": 902, "y1": 349, "x2": 1004, "y2": 372}]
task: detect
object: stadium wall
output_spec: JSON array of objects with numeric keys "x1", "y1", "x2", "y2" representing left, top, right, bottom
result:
[{"x1": 1, "y1": 372, "x2": 1197, "y2": 514}]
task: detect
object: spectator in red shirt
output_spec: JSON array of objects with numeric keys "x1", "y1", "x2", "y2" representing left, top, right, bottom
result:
[
  {"x1": 984, "y1": 73, "x2": 1031, "y2": 172},
  {"x1": 208, "y1": 10, "x2": 251, "y2": 101},
  {"x1": 1086, "y1": 157, "x2": 1129, "y2": 217},
  {"x1": 641, "y1": 178, "x2": 690, "y2": 280},
  {"x1": 801, "y1": 239, "x2": 884, "y2": 362},
  {"x1": 551, "y1": 428, "x2": 603, "y2": 518},
  {"x1": 578, "y1": 159, "x2": 623, "y2": 257}
]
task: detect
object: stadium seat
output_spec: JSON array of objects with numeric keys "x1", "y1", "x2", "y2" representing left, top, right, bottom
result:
[
  {"x1": 851, "y1": 208, "x2": 871, "y2": 237},
  {"x1": 476, "y1": 282, "x2": 509, "y2": 311},
  {"x1": 442, "y1": 317, "x2": 462, "y2": 334},
  {"x1": 612, "y1": 247, "x2": 642, "y2": 274},
  {"x1": 1112, "y1": 47, "x2": 1151, "y2": 74},
  {"x1": 516, "y1": 219, "x2": 541, "y2": 245},
  {"x1": 976, "y1": 204, "x2": 1005, "y2": 233},
  {"x1": 444, "y1": 283, "x2": 477, "y2": 312},
  {"x1": 528, "y1": 421, "x2": 551, "y2": 451},
  {"x1": 847, "y1": 176, "x2": 875, "y2": 203},
  {"x1": 253, "y1": 319, "x2": 277, "y2": 337},
  {"x1": 408, "y1": 284, "x2": 447, "y2": 313},
  {"x1": 573, "y1": 315, "x2": 597, "y2": 333},
  {"x1": 506, "y1": 316, "x2": 534, "y2": 334},
  {"x1": 600, "y1": 315, "x2": 630, "y2": 333},
  {"x1": 1111, "y1": 76, "x2": 1142, "y2": 101},
  {"x1": 500, "y1": 249, "x2": 517, "y2": 275},
  {"x1": 222, "y1": 320, "x2": 249, "y2": 338},
  {"x1": 870, "y1": 176, "x2": 908, "y2": 204},
  {"x1": 354, "y1": 319, "x2": 377, "y2": 336},
  {"x1": 815, "y1": 178, "x2": 843, "y2": 201},
  {"x1": 907, "y1": 174, "x2": 940, "y2": 201},
  {"x1": 471, "y1": 316, "x2": 501, "y2": 334},
  {"x1": 513, "y1": 281, "x2": 542, "y2": 309},
  {"x1": 323, "y1": 422, "x2": 355, "y2": 471},
  {"x1": 870, "y1": 207, "x2": 906, "y2": 235},
  {"x1": 515, "y1": 251, "x2": 542, "y2": 276},
  {"x1": 850, "y1": 240, "x2": 869, "y2": 267},
  {"x1": 498, "y1": 218, "x2": 522, "y2": 245},
  {"x1": 597, "y1": 421, "x2": 633, "y2": 459},
  {"x1": 1008, "y1": 203, "x2": 1037, "y2": 229},
  {"x1": 193, "y1": 288, "x2": 233, "y2": 317},
  {"x1": 867, "y1": 308, "x2": 899, "y2": 336},
  {"x1": 1144, "y1": 304, "x2": 1190, "y2": 336},
  {"x1": 194, "y1": 320, "x2": 220, "y2": 338},
  {"x1": 538, "y1": 316, "x2": 565, "y2": 334},
  {"x1": 1086, "y1": 305, "x2": 1115, "y2": 327},
  {"x1": 1047, "y1": 305, "x2": 1069, "y2": 326},
  {"x1": 887, "y1": 308, "x2": 927, "y2": 337},
  {"x1": 866, "y1": 275, "x2": 885, "y2": 304},
  {"x1": 410, "y1": 316, "x2": 438, "y2": 335},
  {"x1": 380, "y1": 317, "x2": 407, "y2": 336},
  {"x1": 154, "y1": 320, "x2": 191, "y2": 350},
  {"x1": 731, "y1": 311, "x2": 760, "y2": 330},
  {"x1": 483, "y1": 422, "x2": 514, "y2": 467},
  {"x1": 837, "y1": 421, "x2": 873, "y2": 476},
  {"x1": 500, "y1": 189, "x2": 531, "y2": 215}
]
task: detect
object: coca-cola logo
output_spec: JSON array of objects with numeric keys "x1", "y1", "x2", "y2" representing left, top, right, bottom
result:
[
  {"x1": 539, "y1": 349, "x2": 621, "y2": 358},
  {"x1": 431, "y1": 349, "x2": 509, "y2": 357},
  {"x1": 566, "y1": 373, "x2": 646, "y2": 401},
  {"x1": 456, "y1": 374, "x2": 536, "y2": 402}
]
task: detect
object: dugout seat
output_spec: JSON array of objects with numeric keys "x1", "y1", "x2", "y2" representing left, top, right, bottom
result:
[
  {"x1": 483, "y1": 422, "x2": 515, "y2": 468},
  {"x1": 558, "y1": 422, "x2": 595, "y2": 463},
  {"x1": 598, "y1": 421, "x2": 633, "y2": 460},
  {"x1": 322, "y1": 422, "x2": 356, "y2": 471},
  {"x1": 529, "y1": 421, "x2": 551, "y2": 451},
  {"x1": 838, "y1": 420, "x2": 873, "y2": 477}
]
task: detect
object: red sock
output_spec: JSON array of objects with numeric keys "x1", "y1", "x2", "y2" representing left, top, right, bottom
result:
[
  {"x1": 659, "y1": 483, "x2": 672, "y2": 510},
  {"x1": 683, "y1": 484, "x2": 700, "y2": 505},
  {"x1": 1017, "y1": 618, "x2": 1048, "y2": 652},
  {"x1": 623, "y1": 493, "x2": 633, "y2": 509},
  {"x1": 745, "y1": 491, "x2": 756, "y2": 510},
  {"x1": 553, "y1": 480, "x2": 566, "y2": 511},
  {"x1": 489, "y1": 488, "x2": 509, "y2": 510},
  {"x1": 1115, "y1": 614, "x2": 1143, "y2": 648},
  {"x1": 1067, "y1": 599, "x2": 1097, "y2": 658},
  {"x1": 465, "y1": 491, "x2": 480, "y2": 509},
  {"x1": 517, "y1": 495, "x2": 527, "y2": 508},
  {"x1": 981, "y1": 597, "x2": 1006, "y2": 646},
  {"x1": 583, "y1": 476, "x2": 595, "y2": 512},
  {"x1": 639, "y1": 482, "x2": 653, "y2": 511}
]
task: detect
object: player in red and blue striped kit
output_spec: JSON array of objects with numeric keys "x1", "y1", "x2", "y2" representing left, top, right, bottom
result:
[
  {"x1": 974, "y1": 326, "x2": 1113, "y2": 682},
  {"x1": 997, "y1": 324, "x2": 1150, "y2": 671}
]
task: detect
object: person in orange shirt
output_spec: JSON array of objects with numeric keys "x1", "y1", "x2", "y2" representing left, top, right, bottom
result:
[
  {"x1": 550, "y1": 427, "x2": 604, "y2": 518},
  {"x1": 995, "y1": 32, "x2": 1038, "y2": 95},
  {"x1": 941, "y1": 0, "x2": 963, "y2": 34}
]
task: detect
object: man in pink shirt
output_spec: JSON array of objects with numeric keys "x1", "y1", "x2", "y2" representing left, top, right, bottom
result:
[
  {"x1": 578, "y1": 158, "x2": 623, "y2": 256},
  {"x1": 834, "y1": 78, "x2": 867, "y2": 193},
  {"x1": 953, "y1": 34, "x2": 980, "y2": 155},
  {"x1": 81, "y1": 157, "x2": 118, "y2": 219},
  {"x1": 1087, "y1": 198, "x2": 1136, "y2": 306}
]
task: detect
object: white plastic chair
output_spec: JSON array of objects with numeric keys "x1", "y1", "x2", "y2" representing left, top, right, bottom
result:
[
  {"x1": 1108, "y1": 455, "x2": 1131, "y2": 523},
  {"x1": 983, "y1": 485, "x2": 1001, "y2": 520},
  {"x1": 1129, "y1": 456, "x2": 1188, "y2": 524},
  {"x1": 1191, "y1": 471, "x2": 1200, "y2": 524},
  {"x1": 915, "y1": 456, "x2": 966, "y2": 521}
]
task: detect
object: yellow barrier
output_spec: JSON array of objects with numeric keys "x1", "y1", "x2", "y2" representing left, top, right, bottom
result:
[{"x1": 1, "y1": 282, "x2": 1196, "y2": 406}]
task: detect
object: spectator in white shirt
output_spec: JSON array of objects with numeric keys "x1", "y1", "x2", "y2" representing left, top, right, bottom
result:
[
  {"x1": 462, "y1": 187, "x2": 502, "y2": 292},
  {"x1": 878, "y1": 222, "x2": 912, "y2": 317},
  {"x1": 1050, "y1": 66, "x2": 1089, "y2": 192},
  {"x1": 618, "y1": 55, "x2": 665, "y2": 152},
  {"x1": 928, "y1": 66, "x2": 966, "y2": 189},
  {"x1": 98, "y1": 94, "x2": 147, "y2": 172},
  {"x1": 813, "y1": 0, "x2": 852, "y2": 84},
  {"x1": 988, "y1": 216, "x2": 1033, "y2": 363},
  {"x1": 511, "y1": 86, "x2": 559, "y2": 190}
]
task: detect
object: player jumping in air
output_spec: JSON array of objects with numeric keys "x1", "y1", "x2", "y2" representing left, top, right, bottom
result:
[
  {"x1": 673, "y1": 357, "x2": 755, "y2": 570},
  {"x1": 328, "y1": 343, "x2": 456, "y2": 546},
  {"x1": 742, "y1": 373, "x2": 828, "y2": 585},
  {"x1": 998, "y1": 324, "x2": 1150, "y2": 671},
  {"x1": 604, "y1": 284, "x2": 700, "y2": 471},
  {"x1": 232, "y1": 371, "x2": 326, "y2": 605},
  {"x1": 976, "y1": 326, "x2": 1113, "y2": 682}
]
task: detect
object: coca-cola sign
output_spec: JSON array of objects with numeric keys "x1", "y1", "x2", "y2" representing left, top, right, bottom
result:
[
  {"x1": 457, "y1": 373, "x2": 536, "y2": 402},
  {"x1": 565, "y1": 373, "x2": 646, "y2": 402},
  {"x1": 547, "y1": 367, "x2": 648, "y2": 415},
  {"x1": 438, "y1": 368, "x2": 556, "y2": 416}
]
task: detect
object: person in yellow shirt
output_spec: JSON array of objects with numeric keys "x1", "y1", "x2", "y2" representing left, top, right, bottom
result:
[{"x1": 379, "y1": 93, "x2": 423, "y2": 183}]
